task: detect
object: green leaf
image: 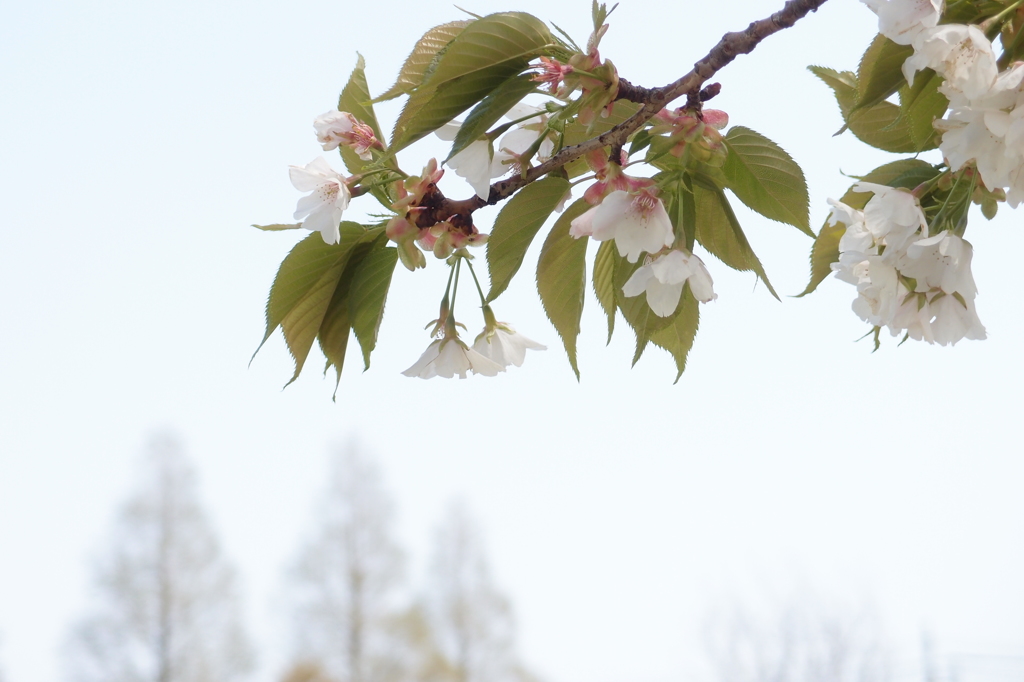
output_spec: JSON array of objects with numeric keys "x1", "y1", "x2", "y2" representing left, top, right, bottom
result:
[
  {"x1": 593, "y1": 240, "x2": 616, "y2": 343},
  {"x1": 722, "y1": 126, "x2": 811, "y2": 236},
  {"x1": 374, "y1": 20, "x2": 473, "y2": 102},
  {"x1": 486, "y1": 176, "x2": 570, "y2": 302},
  {"x1": 809, "y1": 65, "x2": 918, "y2": 153},
  {"x1": 536, "y1": 198, "x2": 590, "y2": 379},
  {"x1": 253, "y1": 223, "x2": 301, "y2": 231},
  {"x1": 900, "y1": 70, "x2": 948, "y2": 151},
  {"x1": 447, "y1": 73, "x2": 538, "y2": 161},
  {"x1": 855, "y1": 34, "x2": 914, "y2": 111},
  {"x1": 390, "y1": 12, "x2": 556, "y2": 152},
  {"x1": 797, "y1": 158, "x2": 939, "y2": 296},
  {"x1": 650, "y1": 286, "x2": 700, "y2": 383},
  {"x1": 255, "y1": 224, "x2": 381, "y2": 386},
  {"x1": 347, "y1": 239, "x2": 400, "y2": 370},
  {"x1": 337, "y1": 55, "x2": 395, "y2": 207},
  {"x1": 691, "y1": 176, "x2": 779, "y2": 300}
]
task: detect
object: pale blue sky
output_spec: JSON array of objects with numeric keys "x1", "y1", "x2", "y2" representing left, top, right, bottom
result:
[{"x1": 1, "y1": 0, "x2": 1022, "y2": 681}]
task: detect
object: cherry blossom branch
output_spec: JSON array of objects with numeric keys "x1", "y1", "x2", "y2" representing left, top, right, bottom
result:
[{"x1": 425, "y1": 0, "x2": 830, "y2": 227}]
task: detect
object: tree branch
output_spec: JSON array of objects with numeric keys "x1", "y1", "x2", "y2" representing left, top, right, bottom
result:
[{"x1": 428, "y1": 0, "x2": 830, "y2": 226}]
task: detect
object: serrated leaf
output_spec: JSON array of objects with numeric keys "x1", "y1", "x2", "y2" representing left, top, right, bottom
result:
[
  {"x1": 722, "y1": 126, "x2": 811, "y2": 235},
  {"x1": 374, "y1": 20, "x2": 473, "y2": 102},
  {"x1": 448, "y1": 73, "x2": 537, "y2": 161},
  {"x1": 691, "y1": 176, "x2": 779, "y2": 300},
  {"x1": 797, "y1": 159, "x2": 939, "y2": 296},
  {"x1": 318, "y1": 241, "x2": 376, "y2": 398},
  {"x1": 337, "y1": 56, "x2": 395, "y2": 207},
  {"x1": 390, "y1": 13, "x2": 556, "y2": 152},
  {"x1": 855, "y1": 34, "x2": 913, "y2": 111},
  {"x1": 809, "y1": 65, "x2": 918, "y2": 153},
  {"x1": 650, "y1": 286, "x2": 700, "y2": 383},
  {"x1": 593, "y1": 240, "x2": 616, "y2": 343},
  {"x1": 536, "y1": 198, "x2": 590, "y2": 379},
  {"x1": 348, "y1": 239, "x2": 399, "y2": 370},
  {"x1": 255, "y1": 224, "x2": 381, "y2": 385},
  {"x1": 486, "y1": 176, "x2": 570, "y2": 302},
  {"x1": 900, "y1": 70, "x2": 948, "y2": 151}
]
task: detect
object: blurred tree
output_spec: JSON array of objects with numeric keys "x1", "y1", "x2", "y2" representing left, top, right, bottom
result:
[
  {"x1": 704, "y1": 596, "x2": 891, "y2": 682},
  {"x1": 424, "y1": 503, "x2": 538, "y2": 682},
  {"x1": 287, "y1": 443, "x2": 404, "y2": 682},
  {"x1": 64, "y1": 434, "x2": 254, "y2": 682}
]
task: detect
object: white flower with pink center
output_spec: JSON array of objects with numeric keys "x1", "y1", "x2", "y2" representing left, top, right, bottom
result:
[
  {"x1": 574, "y1": 189, "x2": 675, "y2": 263},
  {"x1": 313, "y1": 110, "x2": 380, "y2": 160},
  {"x1": 622, "y1": 249, "x2": 717, "y2": 316},
  {"x1": 289, "y1": 157, "x2": 351, "y2": 245}
]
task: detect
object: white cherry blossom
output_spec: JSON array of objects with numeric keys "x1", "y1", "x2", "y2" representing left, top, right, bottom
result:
[
  {"x1": 402, "y1": 338, "x2": 503, "y2": 379},
  {"x1": 289, "y1": 157, "x2": 351, "y2": 244},
  {"x1": 472, "y1": 324, "x2": 546, "y2": 369},
  {"x1": 586, "y1": 190, "x2": 675, "y2": 263},
  {"x1": 930, "y1": 293, "x2": 986, "y2": 345},
  {"x1": 861, "y1": 0, "x2": 942, "y2": 45},
  {"x1": 437, "y1": 121, "x2": 512, "y2": 200},
  {"x1": 904, "y1": 24, "x2": 998, "y2": 98},
  {"x1": 622, "y1": 250, "x2": 716, "y2": 317}
]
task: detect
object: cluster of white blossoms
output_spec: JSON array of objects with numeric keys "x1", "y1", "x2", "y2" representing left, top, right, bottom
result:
[
  {"x1": 828, "y1": 182, "x2": 985, "y2": 345},
  {"x1": 865, "y1": 0, "x2": 1024, "y2": 203}
]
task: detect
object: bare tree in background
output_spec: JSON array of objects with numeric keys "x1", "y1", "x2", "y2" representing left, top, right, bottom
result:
[
  {"x1": 424, "y1": 502, "x2": 537, "y2": 682},
  {"x1": 65, "y1": 434, "x2": 253, "y2": 682},
  {"x1": 704, "y1": 595, "x2": 891, "y2": 682},
  {"x1": 287, "y1": 443, "x2": 404, "y2": 682}
]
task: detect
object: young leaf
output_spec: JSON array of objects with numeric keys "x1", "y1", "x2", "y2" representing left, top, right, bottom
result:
[
  {"x1": 374, "y1": 20, "x2": 473, "y2": 102},
  {"x1": 390, "y1": 12, "x2": 556, "y2": 152},
  {"x1": 650, "y1": 286, "x2": 700, "y2": 383},
  {"x1": 722, "y1": 126, "x2": 811, "y2": 236},
  {"x1": 797, "y1": 158, "x2": 939, "y2": 296},
  {"x1": 854, "y1": 34, "x2": 914, "y2": 112},
  {"x1": 690, "y1": 176, "x2": 779, "y2": 300},
  {"x1": 347, "y1": 238, "x2": 400, "y2": 370},
  {"x1": 255, "y1": 224, "x2": 381, "y2": 385},
  {"x1": 536, "y1": 198, "x2": 590, "y2": 379},
  {"x1": 593, "y1": 240, "x2": 616, "y2": 343},
  {"x1": 253, "y1": 223, "x2": 302, "y2": 231},
  {"x1": 900, "y1": 70, "x2": 948, "y2": 151},
  {"x1": 486, "y1": 176, "x2": 571, "y2": 302},
  {"x1": 447, "y1": 73, "x2": 538, "y2": 161},
  {"x1": 809, "y1": 66, "x2": 917, "y2": 153},
  {"x1": 338, "y1": 55, "x2": 395, "y2": 207}
]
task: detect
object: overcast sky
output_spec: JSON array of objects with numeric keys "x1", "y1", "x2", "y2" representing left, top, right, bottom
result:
[{"x1": 1, "y1": 0, "x2": 1022, "y2": 681}]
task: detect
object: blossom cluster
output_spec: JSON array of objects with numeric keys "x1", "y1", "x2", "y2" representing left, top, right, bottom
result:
[
  {"x1": 865, "y1": 0, "x2": 1024, "y2": 203},
  {"x1": 828, "y1": 182, "x2": 985, "y2": 345}
]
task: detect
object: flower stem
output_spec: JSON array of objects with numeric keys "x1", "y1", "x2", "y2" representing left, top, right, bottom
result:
[{"x1": 465, "y1": 258, "x2": 488, "y2": 306}]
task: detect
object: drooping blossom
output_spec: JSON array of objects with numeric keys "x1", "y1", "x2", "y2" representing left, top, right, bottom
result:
[
  {"x1": 498, "y1": 103, "x2": 556, "y2": 168},
  {"x1": 436, "y1": 121, "x2": 511, "y2": 200},
  {"x1": 289, "y1": 157, "x2": 351, "y2": 244},
  {"x1": 472, "y1": 307, "x2": 545, "y2": 369},
  {"x1": 621, "y1": 249, "x2": 717, "y2": 316},
  {"x1": 402, "y1": 336, "x2": 503, "y2": 379},
  {"x1": 570, "y1": 189, "x2": 675, "y2": 263},
  {"x1": 860, "y1": 0, "x2": 942, "y2": 46},
  {"x1": 313, "y1": 110, "x2": 381, "y2": 160}
]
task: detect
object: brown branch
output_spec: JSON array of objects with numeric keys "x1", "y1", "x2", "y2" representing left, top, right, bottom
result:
[{"x1": 426, "y1": 0, "x2": 830, "y2": 225}]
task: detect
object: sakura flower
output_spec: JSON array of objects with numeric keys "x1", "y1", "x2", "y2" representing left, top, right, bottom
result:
[
  {"x1": 437, "y1": 122, "x2": 511, "y2": 200},
  {"x1": 402, "y1": 337, "x2": 503, "y2": 379},
  {"x1": 622, "y1": 249, "x2": 717, "y2": 316},
  {"x1": 472, "y1": 310, "x2": 546, "y2": 369},
  {"x1": 289, "y1": 157, "x2": 351, "y2": 244},
  {"x1": 929, "y1": 292, "x2": 986, "y2": 345},
  {"x1": 578, "y1": 189, "x2": 675, "y2": 263},
  {"x1": 498, "y1": 103, "x2": 555, "y2": 166},
  {"x1": 896, "y1": 231, "x2": 978, "y2": 296},
  {"x1": 904, "y1": 25, "x2": 998, "y2": 97},
  {"x1": 854, "y1": 182, "x2": 928, "y2": 251},
  {"x1": 313, "y1": 110, "x2": 381, "y2": 160},
  {"x1": 860, "y1": 0, "x2": 942, "y2": 46}
]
